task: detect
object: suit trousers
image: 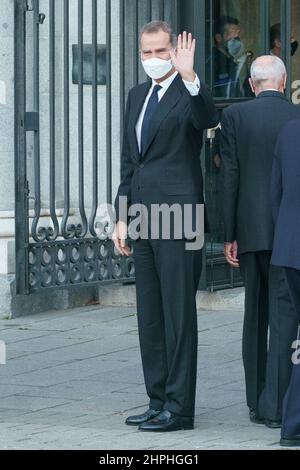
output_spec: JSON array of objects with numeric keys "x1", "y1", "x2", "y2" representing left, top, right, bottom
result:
[
  {"x1": 258, "y1": 263, "x2": 298, "y2": 421},
  {"x1": 239, "y1": 251, "x2": 298, "y2": 417},
  {"x1": 281, "y1": 268, "x2": 300, "y2": 438},
  {"x1": 132, "y1": 237, "x2": 202, "y2": 417}
]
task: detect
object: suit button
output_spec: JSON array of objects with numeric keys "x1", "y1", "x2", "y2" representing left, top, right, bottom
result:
[{"x1": 139, "y1": 164, "x2": 145, "y2": 169}]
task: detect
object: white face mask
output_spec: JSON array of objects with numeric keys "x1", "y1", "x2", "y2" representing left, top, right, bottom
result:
[{"x1": 141, "y1": 57, "x2": 173, "y2": 80}]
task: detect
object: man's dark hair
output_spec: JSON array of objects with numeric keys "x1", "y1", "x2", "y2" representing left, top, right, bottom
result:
[
  {"x1": 215, "y1": 16, "x2": 239, "y2": 37},
  {"x1": 140, "y1": 21, "x2": 177, "y2": 47},
  {"x1": 270, "y1": 23, "x2": 281, "y2": 49}
]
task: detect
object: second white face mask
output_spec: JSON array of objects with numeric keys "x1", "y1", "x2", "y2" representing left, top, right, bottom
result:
[{"x1": 141, "y1": 57, "x2": 173, "y2": 80}]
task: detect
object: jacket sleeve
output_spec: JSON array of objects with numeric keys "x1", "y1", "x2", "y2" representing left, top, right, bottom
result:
[
  {"x1": 270, "y1": 150, "x2": 283, "y2": 225},
  {"x1": 220, "y1": 108, "x2": 239, "y2": 243},
  {"x1": 114, "y1": 90, "x2": 134, "y2": 223},
  {"x1": 188, "y1": 81, "x2": 219, "y2": 130}
]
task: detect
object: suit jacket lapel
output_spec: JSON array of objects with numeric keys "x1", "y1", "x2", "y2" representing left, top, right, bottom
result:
[
  {"x1": 142, "y1": 74, "x2": 183, "y2": 158},
  {"x1": 128, "y1": 81, "x2": 152, "y2": 163}
]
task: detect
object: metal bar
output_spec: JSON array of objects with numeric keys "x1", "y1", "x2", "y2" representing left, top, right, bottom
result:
[
  {"x1": 89, "y1": 0, "x2": 98, "y2": 234},
  {"x1": 133, "y1": 0, "x2": 139, "y2": 86},
  {"x1": 29, "y1": 237, "x2": 106, "y2": 248},
  {"x1": 195, "y1": 0, "x2": 205, "y2": 80},
  {"x1": 281, "y1": 0, "x2": 287, "y2": 60},
  {"x1": 209, "y1": 136, "x2": 215, "y2": 292},
  {"x1": 78, "y1": 0, "x2": 88, "y2": 236},
  {"x1": 260, "y1": 0, "x2": 270, "y2": 54},
  {"x1": 146, "y1": 0, "x2": 152, "y2": 22},
  {"x1": 61, "y1": 0, "x2": 72, "y2": 238},
  {"x1": 209, "y1": 0, "x2": 213, "y2": 86},
  {"x1": 106, "y1": 0, "x2": 112, "y2": 204},
  {"x1": 171, "y1": 0, "x2": 179, "y2": 33},
  {"x1": 158, "y1": 0, "x2": 164, "y2": 20},
  {"x1": 119, "y1": 0, "x2": 127, "y2": 202},
  {"x1": 31, "y1": 0, "x2": 42, "y2": 242},
  {"x1": 14, "y1": 0, "x2": 29, "y2": 295},
  {"x1": 283, "y1": 0, "x2": 292, "y2": 100},
  {"x1": 49, "y1": 0, "x2": 59, "y2": 239},
  {"x1": 119, "y1": 0, "x2": 125, "y2": 141}
]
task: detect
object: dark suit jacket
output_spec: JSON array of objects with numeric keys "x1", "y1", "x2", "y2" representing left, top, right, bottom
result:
[
  {"x1": 271, "y1": 119, "x2": 300, "y2": 270},
  {"x1": 220, "y1": 91, "x2": 300, "y2": 255},
  {"x1": 212, "y1": 47, "x2": 238, "y2": 98},
  {"x1": 114, "y1": 73, "x2": 219, "y2": 239}
]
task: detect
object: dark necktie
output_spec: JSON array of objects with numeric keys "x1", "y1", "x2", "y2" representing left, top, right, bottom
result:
[{"x1": 140, "y1": 84, "x2": 162, "y2": 156}]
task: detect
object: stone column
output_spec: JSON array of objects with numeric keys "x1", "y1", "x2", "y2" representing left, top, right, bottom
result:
[{"x1": 0, "y1": 0, "x2": 15, "y2": 316}]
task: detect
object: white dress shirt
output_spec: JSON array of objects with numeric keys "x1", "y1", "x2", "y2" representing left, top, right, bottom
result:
[{"x1": 135, "y1": 71, "x2": 201, "y2": 153}]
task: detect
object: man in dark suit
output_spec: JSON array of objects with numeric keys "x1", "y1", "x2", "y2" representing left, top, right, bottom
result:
[
  {"x1": 112, "y1": 21, "x2": 218, "y2": 432},
  {"x1": 270, "y1": 119, "x2": 300, "y2": 447},
  {"x1": 220, "y1": 55, "x2": 300, "y2": 427}
]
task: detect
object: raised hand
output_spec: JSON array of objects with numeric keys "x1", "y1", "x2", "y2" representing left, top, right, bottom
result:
[{"x1": 170, "y1": 31, "x2": 196, "y2": 82}]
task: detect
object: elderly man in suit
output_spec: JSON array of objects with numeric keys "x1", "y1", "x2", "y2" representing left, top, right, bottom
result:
[
  {"x1": 113, "y1": 21, "x2": 218, "y2": 432},
  {"x1": 221, "y1": 55, "x2": 300, "y2": 427},
  {"x1": 270, "y1": 119, "x2": 300, "y2": 447}
]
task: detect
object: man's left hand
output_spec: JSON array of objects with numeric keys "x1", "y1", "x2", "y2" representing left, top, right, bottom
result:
[
  {"x1": 224, "y1": 241, "x2": 240, "y2": 268},
  {"x1": 170, "y1": 31, "x2": 196, "y2": 82}
]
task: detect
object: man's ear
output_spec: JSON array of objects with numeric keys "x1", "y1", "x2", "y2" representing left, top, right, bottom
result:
[
  {"x1": 249, "y1": 78, "x2": 255, "y2": 94},
  {"x1": 215, "y1": 33, "x2": 222, "y2": 45}
]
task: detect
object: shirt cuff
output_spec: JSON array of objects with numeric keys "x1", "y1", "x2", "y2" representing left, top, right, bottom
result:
[{"x1": 182, "y1": 74, "x2": 201, "y2": 96}]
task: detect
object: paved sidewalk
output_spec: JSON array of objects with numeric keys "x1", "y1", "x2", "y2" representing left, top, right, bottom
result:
[{"x1": 0, "y1": 304, "x2": 285, "y2": 450}]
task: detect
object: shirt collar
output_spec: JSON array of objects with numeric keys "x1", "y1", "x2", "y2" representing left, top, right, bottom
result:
[
  {"x1": 257, "y1": 89, "x2": 286, "y2": 99},
  {"x1": 151, "y1": 71, "x2": 178, "y2": 91},
  {"x1": 263, "y1": 88, "x2": 281, "y2": 92}
]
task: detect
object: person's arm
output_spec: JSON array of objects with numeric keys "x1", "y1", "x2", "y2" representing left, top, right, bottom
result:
[
  {"x1": 182, "y1": 74, "x2": 219, "y2": 129},
  {"x1": 170, "y1": 32, "x2": 219, "y2": 131},
  {"x1": 114, "y1": 90, "x2": 133, "y2": 224},
  {"x1": 220, "y1": 108, "x2": 240, "y2": 267},
  {"x1": 113, "y1": 90, "x2": 133, "y2": 257},
  {"x1": 188, "y1": 81, "x2": 219, "y2": 130},
  {"x1": 270, "y1": 149, "x2": 283, "y2": 225}
]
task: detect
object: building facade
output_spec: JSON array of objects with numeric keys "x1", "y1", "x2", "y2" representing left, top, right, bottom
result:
[{"x1": 0, "y1": 0, "x2": 299, "y2": 316}]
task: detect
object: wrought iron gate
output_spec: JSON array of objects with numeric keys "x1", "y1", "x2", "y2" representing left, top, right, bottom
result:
[{"x1": 14, "y1": 0, "x2": 178, "y2": 295}]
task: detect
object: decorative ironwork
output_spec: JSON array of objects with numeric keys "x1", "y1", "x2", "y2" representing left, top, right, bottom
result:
[
  {"x1": 14, "y1": 0, "x2": 177, "y2": 294},
  {"x1": 28, "y1": 238, "x2": 135, "y2": 291}
]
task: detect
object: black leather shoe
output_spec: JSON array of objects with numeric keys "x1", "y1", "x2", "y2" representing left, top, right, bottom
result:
[
  {"x1": 138, "y1": 410, "x2": 194, "y2": 432},
  {"x1": 265, "y1": 419, "x2": 282, "y2": 429},
  {"x1": 280, "y1": 436, "x2": 300, "y2": 447},
  {"x1": 125, "y1": 409, "x2": 161, "y2": 426},
  {"x1": 249, "y1": 409, "x2": 265, "y2": 424}
]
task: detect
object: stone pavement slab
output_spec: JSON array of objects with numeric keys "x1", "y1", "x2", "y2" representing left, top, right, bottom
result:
[{"x1": 0, "y1": 305, "x2": 287, "y2": 450}]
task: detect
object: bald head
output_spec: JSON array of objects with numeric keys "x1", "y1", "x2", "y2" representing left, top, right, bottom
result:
[{"x1": 250, "y1": 55, "x2": 287, "y2": 95}]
